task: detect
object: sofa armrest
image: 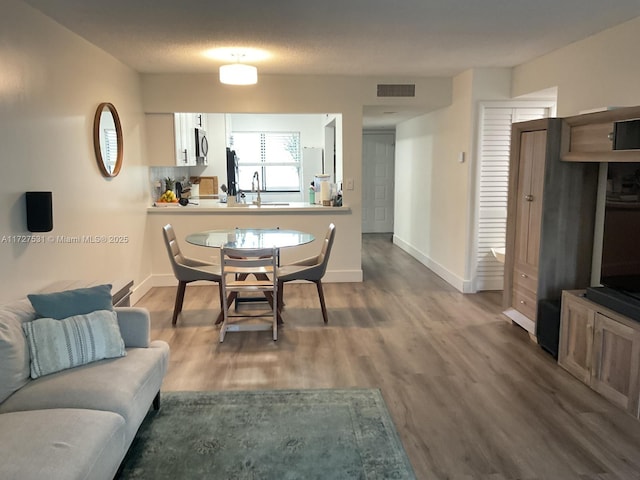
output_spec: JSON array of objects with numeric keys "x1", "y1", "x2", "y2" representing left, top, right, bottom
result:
[{"x1": 115, "y1": 307, "x2": 150, "y2": 348}]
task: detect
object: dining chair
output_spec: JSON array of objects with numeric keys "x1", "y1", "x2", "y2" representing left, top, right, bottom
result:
[
  {"x1": 219, "y1": 246, "x2": 279, "y2": 342},
  {"x1": 277, "y1": 223, "x2": 335, "y2": 324},
  {"x1": 162, "y1": 224, "x2": 223, "y2": 326}
]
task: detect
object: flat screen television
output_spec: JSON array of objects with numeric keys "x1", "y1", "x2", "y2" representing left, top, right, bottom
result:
[
  {"x1": 613, "y1": 118, "x2": 640, "y2": 150},
  {"x1": 600, "y1": 162, "x2": 640, "y2": 299}
]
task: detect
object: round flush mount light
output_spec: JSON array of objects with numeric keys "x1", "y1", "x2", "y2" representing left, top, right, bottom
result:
[
  {"x1": 219, "y1": 62, "x2": 258, "y2": 85},
  {"x1": 203, "y1": 48, "x2": 269, "y2": 85}
]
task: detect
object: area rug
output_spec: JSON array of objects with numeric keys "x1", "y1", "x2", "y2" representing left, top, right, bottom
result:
[{"x1": 117, "y1": 389, "x2": 416, "y2": 479}]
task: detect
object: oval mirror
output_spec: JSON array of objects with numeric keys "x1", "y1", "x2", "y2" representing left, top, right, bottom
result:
[{"x1": 93, "y1": 102, "x2": 123, "y2": 177}]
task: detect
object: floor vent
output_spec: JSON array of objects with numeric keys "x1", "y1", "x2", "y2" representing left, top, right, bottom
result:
[{"x1": 377, "y1": 84, "x2": 415, "y2": 97}]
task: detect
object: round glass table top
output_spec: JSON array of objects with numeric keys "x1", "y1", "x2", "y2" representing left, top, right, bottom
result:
[{"x1": 186, "y1": 228, "x2": 315, "y2": 249}]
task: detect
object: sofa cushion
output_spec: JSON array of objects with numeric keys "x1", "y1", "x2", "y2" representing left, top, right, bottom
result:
[
  {"x1": 0, "y1": 408, "x2": 126, "y2": 480},
  {"x1": 0, "y1": 298, "x2": 36, "y2": 403},
  {"x1": 27, "y1": 284, "x2": 113, "y2": 320},
  {"x1": 22, "y1": 310, "x2": 126, "y2": 379},
  {"x1": 0, "y1": 340, "x2": 170, "y2": 443}
]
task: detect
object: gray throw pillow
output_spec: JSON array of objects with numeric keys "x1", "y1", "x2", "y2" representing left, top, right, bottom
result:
[{"x1": 27, "y1": 284, "x2": 113, "y2": 320}]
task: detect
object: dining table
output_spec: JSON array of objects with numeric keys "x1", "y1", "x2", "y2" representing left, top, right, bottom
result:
[
  {"x1": 185, "y1": 228, "x2": 315, "y2": 251},
  {"x1": 185, "y1": 228, "x2": 315, "y2": 325}
]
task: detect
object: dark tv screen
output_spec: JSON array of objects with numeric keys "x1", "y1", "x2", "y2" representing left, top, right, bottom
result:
[
  {"x1": 600, "y1": 163, "x2": 640, "y2": 294},
  {"x1": 613, "y1": 119, "x2": 640, "y2": 150}
]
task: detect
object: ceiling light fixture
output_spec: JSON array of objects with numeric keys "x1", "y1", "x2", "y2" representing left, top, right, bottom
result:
[{"x1": 219, "y1": 54, "x2": 258, "y2": 85}]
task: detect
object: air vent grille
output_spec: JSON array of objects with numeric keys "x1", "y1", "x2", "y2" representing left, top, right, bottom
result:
[{"x1": 377, "y1": 84, "x2": 416, "y2": 97}]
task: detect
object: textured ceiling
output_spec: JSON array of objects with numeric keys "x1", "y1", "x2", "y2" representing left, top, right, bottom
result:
[
  {"x1": 21, "y1": 0, "x2": 640, "y2": 127},
  {"x1": 21, "y1": 0, "x2": 640, "y2": 77}
]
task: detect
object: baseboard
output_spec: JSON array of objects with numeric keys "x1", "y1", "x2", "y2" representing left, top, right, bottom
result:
[
  {"x1": 392, "y1": 235, "x2": 473, "y2": 293},
  {"x1": 130, "y1": 275, "x2": 154, "y2": 305},
  {"x1": 323, "y1": 270, "x2": 363, "y2": 283},
  {"x1": 135, "y1": 268, "x2": 363, "y2": 304},
  {"x1": 474, "y1": 278, "x2": 504, "y2": 292}
]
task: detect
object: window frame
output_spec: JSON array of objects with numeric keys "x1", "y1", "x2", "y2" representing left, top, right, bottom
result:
[{"x1": 230, "y1": 131, "x2": 302, "y2": 193}]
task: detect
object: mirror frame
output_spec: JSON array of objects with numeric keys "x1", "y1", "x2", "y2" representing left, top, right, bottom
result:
[{"x1": 93, "y1": 102, "x2": 123, "y2": 177}]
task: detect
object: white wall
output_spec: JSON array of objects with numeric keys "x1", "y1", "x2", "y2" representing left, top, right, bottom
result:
[
  {"x1": 393, "y1": 69, "x2": 512, "y2": 292},
  {"x1": 512, "y1": 16, "x2": 640, "y2": 116},
  {"x1": 0, "y1": 0, "x2": 150, "y2": 303}
]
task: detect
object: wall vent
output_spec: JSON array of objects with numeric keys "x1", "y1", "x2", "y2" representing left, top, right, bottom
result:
[{"x1": 376, "y1": 84, "x2": 416, "y2": 97}]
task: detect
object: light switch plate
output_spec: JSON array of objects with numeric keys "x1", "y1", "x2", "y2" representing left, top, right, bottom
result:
[{"x1": 346, "y1": 178, "x2": 354, "y2": 190}]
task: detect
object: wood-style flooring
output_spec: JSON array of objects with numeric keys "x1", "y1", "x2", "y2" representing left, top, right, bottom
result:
[{"x1": 137, "y1": 234, "x2": 640, "y2": 479}]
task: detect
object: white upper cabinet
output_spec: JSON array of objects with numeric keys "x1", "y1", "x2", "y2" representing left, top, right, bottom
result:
[{"x1": 174, "y1": 113, "x2": 208, "y2": 166}]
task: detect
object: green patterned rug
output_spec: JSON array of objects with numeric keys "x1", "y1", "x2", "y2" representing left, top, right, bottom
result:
[{"x1": 117, "y1": 389, "x2": 415, "y2": 479}]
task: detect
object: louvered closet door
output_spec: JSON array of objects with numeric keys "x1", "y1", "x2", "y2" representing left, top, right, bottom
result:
[{"x1": 475, "y1": 106, "x2": 550, "y2": 291}]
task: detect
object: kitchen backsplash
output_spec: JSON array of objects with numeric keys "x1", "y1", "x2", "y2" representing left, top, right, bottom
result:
[{"x1": 149, "y1": 166, "x2": 190, "y2": 200}]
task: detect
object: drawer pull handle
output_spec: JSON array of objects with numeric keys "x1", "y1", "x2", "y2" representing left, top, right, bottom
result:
[
  {"x1": 524, "y1": 194, "x2": 534, "y2": 202},
  {"x1": 521, "y1": 274, "x2": 527, "y2": 278},
  {"x1": 520, "y1": 300, "x2": 526, "y2": 305}
]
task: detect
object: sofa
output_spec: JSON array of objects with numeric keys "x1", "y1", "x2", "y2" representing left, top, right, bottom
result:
[{"x1": 0, "y1": 285, "x2": 170, "y2": 480}]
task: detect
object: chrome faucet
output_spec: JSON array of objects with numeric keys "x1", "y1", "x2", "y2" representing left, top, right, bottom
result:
[{"x1": 252, "y1": 171, "x2": 261, "y2": 206}]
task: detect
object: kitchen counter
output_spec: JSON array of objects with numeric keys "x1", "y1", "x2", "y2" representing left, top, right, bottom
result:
[{"x1": 147, "y1": 199, "x2": 351, "y2": 214}]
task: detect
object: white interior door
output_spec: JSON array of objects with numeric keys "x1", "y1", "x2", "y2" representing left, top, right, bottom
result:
[{"x1": 362, "y1": 132, "x2": 395, "y2": 233}]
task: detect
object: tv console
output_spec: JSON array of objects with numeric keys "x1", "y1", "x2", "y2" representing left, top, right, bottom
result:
[
  {"x1": 585, "y1": 286, "x2": 640, "y2": 323},
  {"x1": 559, "y1": 290, "x2": 640, "y2": 419}
]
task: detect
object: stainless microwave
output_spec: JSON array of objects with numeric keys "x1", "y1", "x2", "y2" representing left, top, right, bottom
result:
[{"x1": 194, "y1": 128, "x2": 208, "y2": 161}]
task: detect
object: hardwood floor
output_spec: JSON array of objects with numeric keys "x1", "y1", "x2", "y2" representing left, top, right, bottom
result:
[{"x1": 137, "y1": 234, "x2": 640, "y2": 479}]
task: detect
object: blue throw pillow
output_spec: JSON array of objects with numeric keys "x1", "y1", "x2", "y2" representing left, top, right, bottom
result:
[
  {"x1": 22, "y1": 309, "x2": 126, "y2": 378},
  {"x1": 27, "y1": 284, "x2": 113, "y2": 320}
]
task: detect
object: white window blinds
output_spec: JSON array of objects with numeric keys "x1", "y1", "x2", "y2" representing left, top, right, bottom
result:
[
  {"x1": 475, "y1": 106, "x2": 550, "y2": 291},
  {"x1": 230, "y1": 132, "x2": 301, "y2": 191}
]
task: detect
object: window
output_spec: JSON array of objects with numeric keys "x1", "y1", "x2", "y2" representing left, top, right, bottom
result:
[
  {"x1": 230, "y1": 131, "x2": 301, "y2": 192},
  {"x1": 103, "y1": 128, "x2": 118, "y2": 174}
]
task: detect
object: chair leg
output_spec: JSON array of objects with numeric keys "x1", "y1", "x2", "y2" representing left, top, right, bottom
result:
[
  {"x1": 220, "y1": 288, "x2": 229, "y2": 343},
  {"x1": 172, "y1": 281, "x2": 187, "y2": 326},
  {"x1": 280, "y1": 281, "x2": 286, "y2": 308},
  {"x1": 315, "y1": 280, "x2": 328, "y2": 324},
  {"x1": 217, "y1": 283, "x2": 224, "y2": 323},
  {"x1": 273, "y1": 283, "x2": 278, "y2": 341},
  {"x1": 215, "y1": 291, "x2": 237, "y2": 325}
]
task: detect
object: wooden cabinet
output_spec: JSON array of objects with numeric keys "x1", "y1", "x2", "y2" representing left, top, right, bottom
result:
[
  {"x1": 561, "y1": 106, "x2": 640, "y2": 163},
  {"x1": 559, "y1": 290, "x2": 640, "y2": 418},
  {"x1": 592, "y1": 312, "x2": 640, "y2": 415},
  {"x1": 559, "y1": 290, "x2": 594, "y2": 384},
  {"x1": 503, "y1": 119, "x2": 599, "y2": 335},
  {"x1": 510, "y1": 130, "x2": 546, "y2": 324}
]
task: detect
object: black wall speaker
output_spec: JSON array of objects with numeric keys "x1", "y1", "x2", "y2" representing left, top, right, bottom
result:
[{"x1": 26, "y1": 191, "x2": 53, "y2": 232}]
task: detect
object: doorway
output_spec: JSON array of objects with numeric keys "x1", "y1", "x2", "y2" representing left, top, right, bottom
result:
[
  {"x1": 472, "y1": 102, "x2": 554, "y2": 292},
  {"x1": 362, "y1": 131, "x2": 395, "y2": 233}
]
